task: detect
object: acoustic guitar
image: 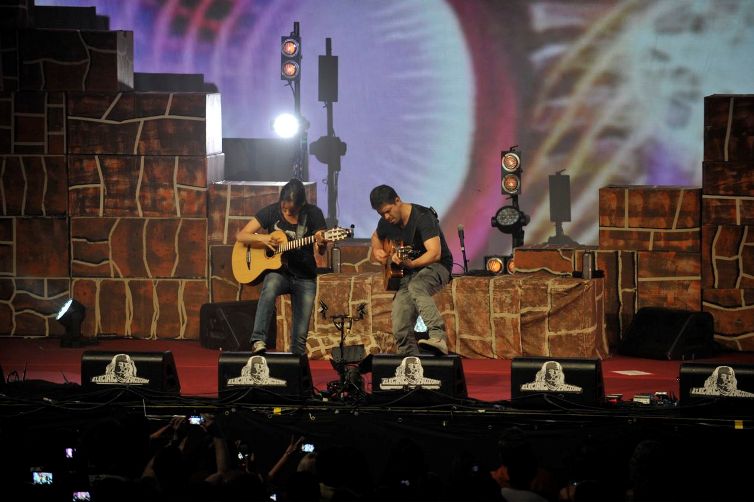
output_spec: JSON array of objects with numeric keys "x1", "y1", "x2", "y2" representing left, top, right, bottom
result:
[
  {"x1": 232, "y1": 227, "x2": 352, "y2": 284},
  {"x1": 383, "y1": 240, "x2": 419, "y2": 291}
]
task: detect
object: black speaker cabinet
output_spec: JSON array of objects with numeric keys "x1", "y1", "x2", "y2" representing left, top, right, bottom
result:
[
  {"x1": 680, "y1": 362, "x2": 754, "y2": 407},
  {"x1": 511, "y1": 357, "x2": 604, "y2": 406},
  {"x1": 81, "y1": 351, "x2": 180, "y2": 394},
  {"x1": 619, "y1": 308, "x2": 714, "y2": 360},
  {"x1": 200, "y1": 301, "x2": 275, "y2": 351},
  {"x1": 369, "y1": 354, "x2": 467, "y2": 404},
  {"x1": 218, "y1": 352, "x2": 313, "y2": 403}
]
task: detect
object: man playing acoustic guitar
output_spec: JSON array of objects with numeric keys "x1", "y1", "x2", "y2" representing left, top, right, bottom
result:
[
  {"x1": 236, "y1": 179, "x2": 327, "y2": 356},
  {"x1": 369, "y1": 185, "x2": 453, "y2": 356}
]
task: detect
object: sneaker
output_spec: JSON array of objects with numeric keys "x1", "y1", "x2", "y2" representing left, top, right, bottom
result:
[
  {"x1": 251, "y1": 340, "x2": 266, "y2": 355},
  {"x1": 418, "y1": 337, "x2": 448, "y2": 356}
]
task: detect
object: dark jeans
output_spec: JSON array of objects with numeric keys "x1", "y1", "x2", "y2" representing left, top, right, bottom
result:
[
  {"x1": 391, "y1": 263, "x2": 451, "y2": 356},
  {"x1": 250, "y1": 271, "x2": 316, "y2": 356}
]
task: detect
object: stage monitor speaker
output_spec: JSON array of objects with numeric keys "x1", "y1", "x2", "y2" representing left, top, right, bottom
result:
[
  {"x1": 81, "y1": 351, "x2": 180, "y2": 394},
  {"x1": 369, "y1": 354, "x2": 467, "y2": 404},
  {"x1": 679, "y1": 362, "x2": 754, "y2": 408},
  {"x1": 200, "y1": 301, "x2": 276, "y2": 352},
  {"x1": 619, "y1": 308, "x2": 715, "y2": 360},
  {"x1": 218, "y1": 352, "x2": 313, "y2": 403},
  {"x1": 511, "y1": 357, "x2": 605, "y2": 407}
]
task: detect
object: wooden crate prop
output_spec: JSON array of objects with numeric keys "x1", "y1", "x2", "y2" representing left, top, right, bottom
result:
[
  {"x1": 19, "y1": 29, "x2": 133, "y2": 92},
  {"x1": 0, "y1": 92, "x2": 66, "y2": 154},
  {"x1": 0, "y1": 277, "x2": 69, "y2": 336},
  {"x1": 67, "y1": 92, "x2": 222, "y2": 155},
  {"x1": 701, "y1": 224, "x2": 754, "y2": 289},
  {"x1": 278, "y1": 271, "x2": 607, "y2": 360},
  {"x1": 68, "y1": 154, "x2": 223, "y2": 217},
  {"x1": 703, "y1": 288, "x2": 754, "y2": 351},
  {"x1": 599, "y1": 185, "x2": 701, "y2": 252},
  {"x1": 71, "y1": 278, "x2": 207, "y2": 339},
  {"x1": 207, "y1": 181, "x2": 316, "y2": 245},
  {"x1": 704, "y1": 94, "x2": 754, "y2": 162},
  {"x1": 1, "y1": 155, "x2": 67, "y2": 215},
  {"x1": 0, "y1": 216, "x2": 68, "y2": 277},
  {"x1": 70, "y1": 217, "x2": 207, "y2": 278},
  {"x1": 636, "y1": 251, "x2": 701, "y2": 311}
]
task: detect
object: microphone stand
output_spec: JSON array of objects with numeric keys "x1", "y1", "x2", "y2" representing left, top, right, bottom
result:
[
  {"x1": 319, "y1": 301, "x2": 367, "y2": 402},
  {"x1": 459, "y1": 228, "x2": 469, "y2": 274}
]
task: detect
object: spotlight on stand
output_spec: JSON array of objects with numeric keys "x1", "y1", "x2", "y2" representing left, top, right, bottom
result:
[
  {"x1": 56, "y1": 299, "x2": 91, "y2": 348},
  {"x1": 501, "y1": 149, "x2": 522, "y2": 196},
  {"x1": 280, "y1": 30, "x2": 301, "y2": 81},
  {"x1": 272, "y1": 113, "x2": 301, "y2": 138},
  {"x1": 484, "y1": 255, "x2": 515, "y2": 275},
  {"x1": 492, "y1": 146, "x2": 529, "y2": 249}
]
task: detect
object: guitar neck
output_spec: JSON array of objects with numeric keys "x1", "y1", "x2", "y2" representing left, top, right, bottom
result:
[{"x1": 275, "y1": 234, "x2": 318, "y2": 255}]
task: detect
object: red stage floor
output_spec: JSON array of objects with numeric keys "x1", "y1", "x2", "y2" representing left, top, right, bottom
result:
[{"x1": 2, "y1": 337, "x2": 754, "y2": 403}]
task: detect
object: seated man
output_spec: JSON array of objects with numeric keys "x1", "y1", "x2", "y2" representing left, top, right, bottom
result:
[{"x1": 369, "y1": 185, "x2": 453, "y2": 355}]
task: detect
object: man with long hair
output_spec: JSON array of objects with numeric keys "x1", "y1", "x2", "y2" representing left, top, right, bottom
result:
[{"x1": 236, "y1": 179, "x2": 327, "y2": 355}]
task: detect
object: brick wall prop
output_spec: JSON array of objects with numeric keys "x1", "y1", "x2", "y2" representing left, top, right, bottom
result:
[
  {"x1": 67, "y1": 92, "x2": 222, "y2": 156},
  {"x1": 0, "y1": 28, "x2": 19, "y2": 92},
  {"x1": 0, "y1": 92, "x2": 66, "y2": 154},
  {"x1": 0, "y1": 1, "x2": 31, "y2": 31},
  {"x1": 68, "y1": 154, "x2": 223, "y2": 217},
  {"x1": 593, "y1": 250, "x2": 636, "y2": 350},
  {"x1": 512, "y1": 246, "x2": 575, "y2": 275},
  {"x1": 70, "y1": 217, "x2": 206, "y2": 279},
  {"x1": 19, "y1": 29, "x2": 133, "y2": 92},
  {"x1": 71, "y1": 278, "x2": 207, "y2": 339},
  {"x1": 702, "y1": 161, "x2": 754, "y2": 225},
  {"x1": 636, "y1": 251, "x2": 701, "y2": 311},
  {"x1": 599, "y1": 186, "x2": 701, "y2": 252},
  {"x1": 701, "y1": 224, "x2": 754, "y2": 289},
  {"x1": 332, "y1": 240, "x2": 382, "y2": 274},
  {"x1": 704, "y1": 94, "x2": 754, "y2": 162},
  {"x1": 702, "y1": 288, "x2": 754, "y2": 351},
  {"x1": 0, "y1": 277, "x2": 69, "y2": 335},
  {"x1": 274, "y1": 271, "x2": 607, "y2": 360},
  {"x1": 0, "y1": 216, "x2": 68, "y2": 277},
  {"x1": 209, "y1": 244, "x2": 261, "y2": 303},
  {"x1": 1, "y1": 155, "x2": 66, "y2": 215},
  {"x1": 207, "y1": 181, "x2": 316, "y2": 245}
]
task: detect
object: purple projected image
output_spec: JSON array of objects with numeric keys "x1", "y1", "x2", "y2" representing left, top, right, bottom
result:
[{"x1": 38, "y1": 0, "x2": 754, "y2": 268}]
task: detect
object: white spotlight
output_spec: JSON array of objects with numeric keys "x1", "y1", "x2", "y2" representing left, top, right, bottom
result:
[{"x1": 272, "y1": 113, "x2": 300, "y2": 138}]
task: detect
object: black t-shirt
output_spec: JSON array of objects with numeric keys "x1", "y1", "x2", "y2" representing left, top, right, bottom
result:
[
  {"x1": 255, "y1": 203, "x2": 327, "y2": 279},
  {"x1": 376, "y1": 204, "x2": 453, "y2": 274}
]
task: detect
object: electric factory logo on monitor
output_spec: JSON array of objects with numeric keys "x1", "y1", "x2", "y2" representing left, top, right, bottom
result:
[
  {"x1": 91, "y1": 353, "x2": 149, "y2": 385},
  {"x1": 379, "y1": 356, "x2": 441, "y2": 390},
  {"x1": 690, "y1": 365, "x2": 754, "y2": 398},
  {"x1": 520, "y1": 360, "x2": 583, "y2": 394},
  {"x1": 227, "y1": 355, "x2": 287, "y2": 386}
]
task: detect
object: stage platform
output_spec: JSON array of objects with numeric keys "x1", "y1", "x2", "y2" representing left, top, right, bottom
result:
[
  {"x1": 3, "y1": 337, "x2": 754, "y2": 501},
  {"x1": 3, "y1": 337, "x2": 754, "y2": 403}
]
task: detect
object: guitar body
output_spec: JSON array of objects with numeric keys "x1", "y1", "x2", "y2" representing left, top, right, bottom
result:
[
  {"x1": 232, "y1": 227, "x2": 353, "y2": 284},
  {"x1": 384, "y1": 240, "x2": 407, "y2": 291},
  {"x1": 232, "y1": 230, "x2": 288, "y2": 284}
]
